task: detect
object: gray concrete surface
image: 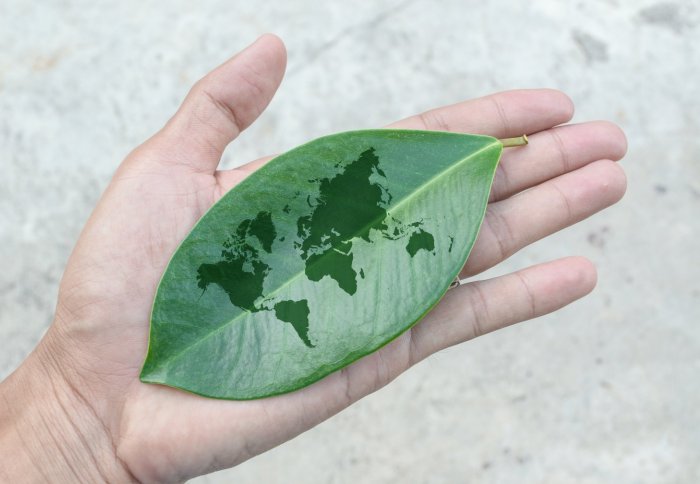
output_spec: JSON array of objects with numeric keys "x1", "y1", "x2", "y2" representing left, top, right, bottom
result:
[{"x1": 1, "y1": 1, "x2": 699, "y2": 482}]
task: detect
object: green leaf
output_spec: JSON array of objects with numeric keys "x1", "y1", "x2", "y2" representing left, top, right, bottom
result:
[{"x1": 140, "y1": 129, "x2": 503, "y2": 399}]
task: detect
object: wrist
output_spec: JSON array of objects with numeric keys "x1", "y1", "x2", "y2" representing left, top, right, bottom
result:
[{"x1": 0, "y1": 339, "x2": 137, "y2": 483}]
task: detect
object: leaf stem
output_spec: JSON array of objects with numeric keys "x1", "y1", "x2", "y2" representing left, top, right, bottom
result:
[{"x1": 499, "y1": 135, "x2": 528, "y2": 148}]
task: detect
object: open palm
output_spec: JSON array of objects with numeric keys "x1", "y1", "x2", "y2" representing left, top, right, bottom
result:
[{"x1": 19, "y1": 35, "x2": 626, "y2": 482}]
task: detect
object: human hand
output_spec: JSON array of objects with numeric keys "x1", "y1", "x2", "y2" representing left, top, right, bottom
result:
[{"x1": 0, "y1": 34, "x2": 626, "y2": 483}]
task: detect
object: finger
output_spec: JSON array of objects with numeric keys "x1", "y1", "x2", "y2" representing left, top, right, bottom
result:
[
  {"x1": 215, "y1": 89, "x2": 576, "y2": 189},
  {"x1": 140, "y1": 34, "x2": 287, "y2": 174},
  {"x1": 408, "y1": 256, "x2": 597, "y2": 364},
  {"x1": 386, "y1": 89, "x2": 574, "y2": 138},
  {"x1": 490, "y1": 121, "x2": 627, "y2": 202},
  {"x1": 462, "y1": 159, "x2": 626, "y2": 277}
]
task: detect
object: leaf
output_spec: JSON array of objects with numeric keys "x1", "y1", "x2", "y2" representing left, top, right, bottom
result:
[{"x1": 140, "y1": 129, "x2": 504, "y2": 399}]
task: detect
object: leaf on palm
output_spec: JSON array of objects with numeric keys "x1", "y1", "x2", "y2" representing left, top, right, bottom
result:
[{"x1": 140, "y1": 129, "x2": 511, "y2": 399}]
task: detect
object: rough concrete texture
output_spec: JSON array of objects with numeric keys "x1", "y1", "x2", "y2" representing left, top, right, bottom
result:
[{"x1": 1, "y1": 1, "x2": 699, "y2": 482}]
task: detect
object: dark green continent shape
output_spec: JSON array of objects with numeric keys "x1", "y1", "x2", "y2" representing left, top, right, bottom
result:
[
  {"x1": 305, "y1": 250, "x2": 357, "y2": 295},
  {"x1": 248, "y1": 210, "x2": 276, "y2": 252},
  {"x1": 297, "y1": 148, "x2": 390, "y2": 295},
  {"x1": 406, "y1": 229, "x2": 435, "y2": 257},
  {"x1": 197, "y1": 258, "x2": 268, "y2": 312},
  {"x1": 197, "y1": 210, "x2": 274, "y2": 311},
  {"x1": 274, "y1": 300, "x2": 313, "y2": 348}
]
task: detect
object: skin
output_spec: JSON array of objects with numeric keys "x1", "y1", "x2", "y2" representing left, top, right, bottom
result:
[{"x1": 0, "y1": 34, "x2": 627, "y2": 483}]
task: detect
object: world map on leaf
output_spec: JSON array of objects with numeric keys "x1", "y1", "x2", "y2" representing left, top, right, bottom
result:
[{"x1": 196, "y1": 148, "x2": 437, "y2": 348}]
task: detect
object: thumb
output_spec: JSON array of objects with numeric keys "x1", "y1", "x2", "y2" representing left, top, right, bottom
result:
[{"x1": 142, "y1": 34, "x2": 287, "y2": 174}]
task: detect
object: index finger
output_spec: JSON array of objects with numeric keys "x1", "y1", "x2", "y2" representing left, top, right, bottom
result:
[
  {"x1": 224, "y1": 89, "x2": 574, "y2": 186},
  {"x1": 387, "y1": 89, "x2": 574, "y2": 137}
]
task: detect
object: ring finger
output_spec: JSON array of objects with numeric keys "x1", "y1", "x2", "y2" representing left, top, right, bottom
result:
[{"x1": 461, "y1": 159, "x2": 627, "y2": 277}]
